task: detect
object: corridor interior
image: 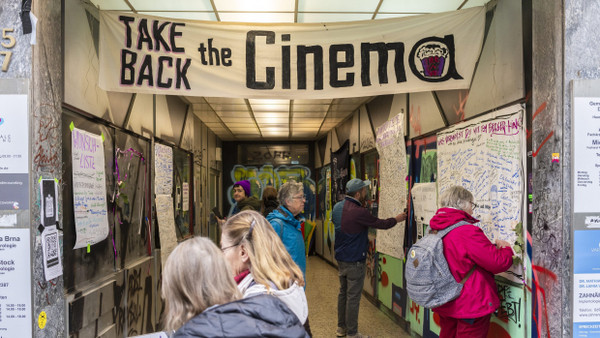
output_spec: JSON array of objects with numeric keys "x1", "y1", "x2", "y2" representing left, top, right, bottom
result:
[{"x1": 305, "y1": 256, "x2": 412, "y2": 337}]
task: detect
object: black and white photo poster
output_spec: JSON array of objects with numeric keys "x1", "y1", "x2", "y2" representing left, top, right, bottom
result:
[{"x1": 40, "y1": 179, "x2": 58, "y2": 226}]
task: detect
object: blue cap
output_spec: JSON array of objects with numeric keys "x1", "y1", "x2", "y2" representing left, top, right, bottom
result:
[{"x1": 346, "y1": 178, "x2": 371, "y2": 194}]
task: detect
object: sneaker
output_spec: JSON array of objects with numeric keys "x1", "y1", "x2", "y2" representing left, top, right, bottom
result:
[
  {"x1": 347, "y1": 333, "x2": 370, "y2": 338},
  {"x1": 336, "y1": 327, "x2": 347, "y2": 337}
]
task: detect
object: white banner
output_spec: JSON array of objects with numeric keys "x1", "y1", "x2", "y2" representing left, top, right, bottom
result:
[{"x1": 99, "y1": 8, "x2": 485, "y2": 99}]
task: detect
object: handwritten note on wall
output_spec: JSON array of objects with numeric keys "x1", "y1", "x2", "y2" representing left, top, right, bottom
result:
[
  {"x1": 411, "y1": 183, "x2": 438, "y2": 239},
  {"x1": 155, "y1": 195, "x2": 178, "y2": 267},
  {"x1": 71, "y1": 127, "x2": 109, "y2": 249},
  {"x1": 437, "y1": 106, "x2": 524, "y2": 246},
  {"x1": 376, "y1": 112, "x2": 407, "y2": 259},
  {"x1": 155, "y1": 144, "x2": 173, "y2": 195}
]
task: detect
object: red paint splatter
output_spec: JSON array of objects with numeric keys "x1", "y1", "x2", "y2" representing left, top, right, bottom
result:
[
  {"x1": 453, "y1": 91, "x2": 469, "y2": 121},
  {"x1": 381, "y1": 271, "x2": 389, "y2": 287},
  {"x1": 410, "y1": 301, "x2": 421, "y2": 324}
]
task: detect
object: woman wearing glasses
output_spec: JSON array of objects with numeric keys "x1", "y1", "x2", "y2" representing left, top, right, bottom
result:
[
  {"x1": 266, "y1": 181, "x2": 308, "y2": 281},
  {"x1": 161, "y1": 237, "x2": 307, "y2": 337},
  {"x1": 429, "y1": 186, "x2": 514, "y2": 338},
  {"x1": 220, "y1": 210, "x2": 309, "y2": 333}
]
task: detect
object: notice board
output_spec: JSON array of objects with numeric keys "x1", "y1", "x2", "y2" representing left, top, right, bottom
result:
[{"x1": 437, "y1": 105, "x2": 525, "y2": 280}]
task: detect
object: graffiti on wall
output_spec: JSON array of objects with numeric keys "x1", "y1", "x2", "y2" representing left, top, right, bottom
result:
[
  {"x1": 126, "y1": 259, "x2": 155, "y2": 336},
  {"x1": 227, "y1": 164, "x2": 317, "y2": 220}
]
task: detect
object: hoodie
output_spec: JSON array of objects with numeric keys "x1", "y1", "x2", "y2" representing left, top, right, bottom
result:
[
  {"x1": 232, "y1": 196, "x2": 261, "y2": 215},
  {"x1": 173, "y1": 294, "x2": 308, "y2": 337},
  {"x1": 266, "y1": 206, "x2": 306, "y2": 279},
  {"x1": 238, "y1": 272, "x2": 309, "y2": 324},
  {"x1": 429, "y1": 207, "x2": 513, "y2": 318}
]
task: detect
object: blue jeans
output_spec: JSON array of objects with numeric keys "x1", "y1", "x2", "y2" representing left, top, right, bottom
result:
[{"x1": 337, "y1": 260, "x2": 366, "y2": 335}]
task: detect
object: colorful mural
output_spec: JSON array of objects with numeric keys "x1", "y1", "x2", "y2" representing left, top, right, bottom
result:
[{"x1": 226, "y1": 164, "x2": 317, "y2": 220}]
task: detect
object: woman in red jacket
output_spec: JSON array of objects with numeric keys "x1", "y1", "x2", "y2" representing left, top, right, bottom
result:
[{"x1": 429, "y1": 186, "x2": 514, "y2": 338}]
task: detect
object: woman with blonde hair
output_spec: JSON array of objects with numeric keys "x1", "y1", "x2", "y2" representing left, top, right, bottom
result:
[
  {"x1": 221, "y1": 210, "x2": 310, "y2": 332},
  {"x1": 161, "y1": 236, "x2": 308, "y2": 337}
]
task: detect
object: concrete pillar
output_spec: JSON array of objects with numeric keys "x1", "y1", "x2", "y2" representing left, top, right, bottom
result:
[{"x1": 30, "y1": 0, "x2": 65, "y2": 336}]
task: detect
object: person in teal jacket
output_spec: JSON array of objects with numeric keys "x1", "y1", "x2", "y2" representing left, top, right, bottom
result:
[{"x1": 267, "y1": 181, "x2": 307, "y2": 281}]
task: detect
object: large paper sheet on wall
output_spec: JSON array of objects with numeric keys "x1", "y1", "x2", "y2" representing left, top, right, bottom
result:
[
  {"x1": 437, "y1": 105, "x2": 524, "y2": 249},
  {"x1": 155, "y1": 195, "x2": 178, "y2": 267},
  {"x1": 155, "y1": 144, "x2": 173, "y2": 195},
  {"x1": 71, "y1": 127, "x2": 109, "y2": 249},
  {"x1": 411, "y1": 183, "x2": 437, "y2": 239},
  {"x1": 376, "y1": 113, "x2": 407, "y2": 259}
]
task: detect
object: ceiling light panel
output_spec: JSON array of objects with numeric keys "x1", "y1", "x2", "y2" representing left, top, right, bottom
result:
[
  {"x1": 205, "y1": 97, "x2": 247, "y2": 104},
  {"x1": 298, "y1": 13, "x2": 372, "y2": 23},
  {"x1": 218, "y1": 12, "x2": 295, "y2": 23},
  {"x1": 214, "y1": 0, "x2": 294, "y2": 12},
  {"x1": 129, "y1": 0, "x2": 213, "y2": 11},
  {"x1": 90, "y1": 0, "x2": 130, "y2": 10},
  {"x1": 298, "y1": 0, "x2": 379, "y2": 12},
  {"x1": 378, "y1": 0, "x2": 464, "y2": 13},
  {"x1": 292, "y1": 111, "x2": 328, "y2": 118},
  {"x1": 256, "y1": 117, "x2": 289, "y2": 124},
  {"x1": 291, "y1": 104, "x2": 330, "y2": 113},
  {"x1": 216, "y1": 111, "x2": 252, "y2": 118},
  {"x1": 253, "y1": 112, "x2": 289, "y2": 118},
  {"x1": 209, "y1": 103, "x2": 249, "y2": 112},
  {"x1": 138, "y1": 12, "x2": 217, "y2": 21},
  {"x1": 250, "y1": 104, "x2": 290, "y2": 112}
]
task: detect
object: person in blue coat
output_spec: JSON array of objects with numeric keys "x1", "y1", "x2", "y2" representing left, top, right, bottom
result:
[
  {"x1": 161, "y1": 237, "x2": 308, "y2": 338},
  {"x1": 267, "y1": 181, "x2": 307, "y2": 281}
]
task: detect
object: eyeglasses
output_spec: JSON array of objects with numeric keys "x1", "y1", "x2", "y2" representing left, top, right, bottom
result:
[
  {"x1": 292, "y1": 195, "x2": 306, "y2": 200},
  {"x1": 221, "y1": 243, "x2": 240, "y2": 252},
  {"x1": 469, "y1": 201, "x2": 479, "y2": 209}
]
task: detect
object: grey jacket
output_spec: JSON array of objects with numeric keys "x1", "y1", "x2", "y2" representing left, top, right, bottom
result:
[{"x1": 172, "y1": 294, "x2": 309, "y2": 338}]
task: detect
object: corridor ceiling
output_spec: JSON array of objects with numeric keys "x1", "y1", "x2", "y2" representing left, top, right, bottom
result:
[{"x1": 88, "y1": 0, "x2": 492, "y2": 141}]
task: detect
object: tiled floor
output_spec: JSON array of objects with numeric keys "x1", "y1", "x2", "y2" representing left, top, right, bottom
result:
[{"x1": 305, "y1": 256, "x2": 412, "y2": 338}]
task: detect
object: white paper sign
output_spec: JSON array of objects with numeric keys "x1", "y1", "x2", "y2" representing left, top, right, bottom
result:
[
  {"x1": 411, "y1": 183, "x2": 438, "y2": 239},
  {"x1": 0, "y1": 228, "x2": 32, "y2": 337},
  {"x1": 573, "y1": 97, "x2": 600, "y2": 213},
  {"x1": 71, "y1": 128, "x2": 109, "y2": 249},
  {"x1": 42, "y1": 225, "x2": 63, "y2": 281},
  {"x1": 182, "y1": 182, "x2": 189, "y2": 212},
  {"x1": 155, "y1": 195, "x2": 178, "y2": 267},
  {"x1": 154, "y1": 144, "x2": 173, "y2": 195}
]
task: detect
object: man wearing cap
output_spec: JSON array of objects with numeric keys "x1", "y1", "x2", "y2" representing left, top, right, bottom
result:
[
  {"x1": 231, "y1": 180, "x2": 260, "y2": 215},
  {"x1": 333, "y1": 178, "x2": 407, "y2": 338}
]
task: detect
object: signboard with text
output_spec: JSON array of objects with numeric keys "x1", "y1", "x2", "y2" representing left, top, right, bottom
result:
[{"x1": 99, "y1": 7, "x2": 485, "y2": 99}]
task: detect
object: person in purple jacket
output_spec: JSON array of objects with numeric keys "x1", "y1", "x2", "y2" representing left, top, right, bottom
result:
[
  {"x1": 430, "y1": 185, "x2": 513, "y2": 338},
  {"x1": 332, "y1": 178, "x2": 407, "y2": 338}
]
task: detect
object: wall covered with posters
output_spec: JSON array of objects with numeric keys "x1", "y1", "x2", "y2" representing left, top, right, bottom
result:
[
  {"x1": 59, "y1": 0, "x2": 222, "y2": 336},
  {"x1": 314, "y1": 0, "x2": 532, "y2": 336}
]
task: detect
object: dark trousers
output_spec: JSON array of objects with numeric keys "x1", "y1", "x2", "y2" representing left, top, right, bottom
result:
[
  {"x1": 337, "y1": 260, "x2": 366, "y2": 336},
  {"x1": 439, "y1": 313, "x2": 492, "y2": 338}
]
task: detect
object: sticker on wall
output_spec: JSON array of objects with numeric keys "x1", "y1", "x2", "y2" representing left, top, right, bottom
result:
[
  {"x1": 584, "y1": 216, "x2": 600, "y2": 228},
  {"x1": 552, "y1": 153, "x2": 560, "y2": 163},
  {"x1": 38, "y1": 311, "x2": 47, "y2": 329}
]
